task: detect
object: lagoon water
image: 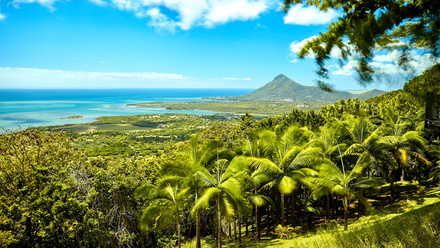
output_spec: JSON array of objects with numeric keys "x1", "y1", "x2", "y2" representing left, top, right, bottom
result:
[{"x1": 0, "y1": 89, "x2": 252, "y2": 130}]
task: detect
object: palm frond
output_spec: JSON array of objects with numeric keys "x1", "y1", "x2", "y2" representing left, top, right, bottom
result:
[
  {"x1": 353, "y1": 178, "x2": 385, "y2": 189},
  {"x1": 195, "y1": 170, "x2": 217, "y2": 187},
  {"x1": 278, "y1": 175, "x2": 297, "y2": 194},
  {"x1": 191, "y1": 187, "x2": 221, "y2": 215},
  {"x1": 134, "y1": 184, "x2": 156, "y2": 199},
  {"x1": 408, "y1": 150, "x2": 431, "y2": 166},
  {"x1": 139, "y1": 205, "x2": 163, "y2": 231},
  {"x1": 288, "y1": 147, "x2": 323, "y2": 169},
  {"x1": 347, "y1": 152, "x2": 372, "y2": 182},
  {"x1": 221, "y1": 177, "x2": 244, "y2": 201},
  {"x1": 316, "y1": 161, "x2": 344, "y2": 182}
]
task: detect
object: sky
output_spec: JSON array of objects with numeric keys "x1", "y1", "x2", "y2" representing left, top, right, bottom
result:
[{"x1": 0, "y1": 0, "x2": 438, "y2": 90}]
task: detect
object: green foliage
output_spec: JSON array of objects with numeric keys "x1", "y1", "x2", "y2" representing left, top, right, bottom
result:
[
  {"x1": 274, "y1": 224, "x2": 297, "y2": 239},
  {"x1": 404, "y1": 63, "x2": 440, "y2": 101},
  {"x1": 130, "y1": 100, "x2": 326, "y2": 116},
  {"x1": 2, "y1": 76, "x2": 439, "y2": 248},
  {"x1": 284, "y1": 0, "x2": 440, "y2": 85},
  {"x1": 0, "y1": 130, "x2": 161, "y2": 247},
  {"x1": 0, "y1": 130, "x2": 89, "y2": 247}
]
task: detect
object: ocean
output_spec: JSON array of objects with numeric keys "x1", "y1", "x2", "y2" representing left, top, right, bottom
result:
[{"x1": 0, "y1": 88, "x2": 252, "y2": 130}]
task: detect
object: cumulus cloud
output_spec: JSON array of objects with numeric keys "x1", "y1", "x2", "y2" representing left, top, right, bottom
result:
[
  {"x1": 10, "y1": 0, "x2": 274, "y2": 31},
  {"x1": 332, "y1": 50, "x2": 440, "y2": 76},
  {"x1": 203, "y1": 0, "x2": 268, "y2": 27},
  {"x1": 130, "y1": 0, "x2": 272, "y2": 31},
  {"x1": 289, "y1": 36, "x2": 318, "y2": 59},
  {"x1": 284, "y1": 4, "x2": 339, "y2": 26},
  {"x1": 290, "y1": 36, "x2": 440, "y2": 77}
]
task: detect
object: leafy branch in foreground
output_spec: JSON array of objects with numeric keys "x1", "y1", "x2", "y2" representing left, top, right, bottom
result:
[{"x1": 284, "y1": 0, "x2": 440, "y2": 86}]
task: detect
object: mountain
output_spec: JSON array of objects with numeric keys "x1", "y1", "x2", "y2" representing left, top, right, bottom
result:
[{"x1": 230, "y1": 74, "x2": 386, "y2": 102}]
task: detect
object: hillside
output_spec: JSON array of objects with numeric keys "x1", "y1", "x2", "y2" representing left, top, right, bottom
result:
[
  {"x1": 183, "y1": 184, "x2": 440, "y2": 248},
  {"x1": 229, "y1": 74, "x2": 386, "y2": 102}
]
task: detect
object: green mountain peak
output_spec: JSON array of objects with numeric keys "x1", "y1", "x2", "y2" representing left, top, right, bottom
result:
[{"x1": 233, "y1": 74, "x2": 386, "y2": 102}]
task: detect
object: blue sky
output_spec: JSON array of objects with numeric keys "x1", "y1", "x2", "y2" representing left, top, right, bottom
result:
[{"x1": 0, "y1": 0, "x2": 437, "y2": 90}]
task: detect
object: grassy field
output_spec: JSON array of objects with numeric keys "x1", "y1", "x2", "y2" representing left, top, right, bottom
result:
[{"x1": 182, "y1": 184, "x2": 440, "y2": 248}]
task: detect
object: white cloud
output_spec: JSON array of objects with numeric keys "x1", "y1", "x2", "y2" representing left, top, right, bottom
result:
[
  {"x1": 0, "y1": 67, "x2": 191, "y2": 88},
  {"x1": 332, "y1": 50, "x2": 440, "y2": 76},
  {"x1": 289, "y1": 36, "x2": 317, "y2": 59},
  {"x1": 0, "y1": 12, "x2": 5, "y2": 20},
  {"x1": 144, "y1": 7, "x2": 178, "y2": 32},
  {"x1": 290, "y1": 35, "x2": 440, "y2": 77},
  {"x1": 0, "y1": 67, "x2": 254, "y2": 88},
  {"x1": 11, "y1": 0, "x2": 274, "y2": 31},
  {"x1": 87, "y1": 0, "x2": 107, "y2": 6},
  {"x1": 12, "y1": 0, "x2": 61, "y2": 11},
  {"x1": 284, "y1": 4, "x2": 339, "y2": 26},
  {"x1": 203, "y1": 0, "x2": 268, "y2": 27}
]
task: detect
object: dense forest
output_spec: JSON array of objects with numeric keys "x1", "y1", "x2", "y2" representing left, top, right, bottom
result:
[{"x1": 1, "y1": 65, "x2": 440, "y2": 248}]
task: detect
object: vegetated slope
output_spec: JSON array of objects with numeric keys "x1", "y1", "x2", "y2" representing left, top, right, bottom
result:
[
  {"x1": 267, "y1": 186, "x2": 440, "y2": 248},
  {"x1": 231, "y1": 74, "x2": 386, "y2": 102}
]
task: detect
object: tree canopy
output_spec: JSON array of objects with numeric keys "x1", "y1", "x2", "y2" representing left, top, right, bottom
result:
[
  {"x1": 403, "y1": 63, "x2": 440, "y2": 100},
  {"x1": 284, "y1": 0, "x2": 440, "y2": 88}
]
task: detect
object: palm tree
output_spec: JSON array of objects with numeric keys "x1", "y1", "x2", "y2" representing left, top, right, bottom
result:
[
  {"x1": 378, "y1": 130, "x2": 430, "y2": 201},
  {"x1": 135, "y1": 184, "x2": 189, "y2": 248},
  {"x1": 339, "y1": 116, "x2": 387, "y2": 182},
  {"x1": 241, "y1": 135, "x2": 282, "y2": 239},
  {"x1": 311, "y1": 152, "x2": 374, "y2": 230},
  {"x1": 252, "y1": 125, "x2": 320, "y2": 226},
  {"x1": 160, "y1": 135, "x2": 218, "y2": 248},
  {"x1": 191, "y1": 158, "x2": 248, "y2": 248},
  {"x1": 236, "y1": 155, "x2": 281, "y2": 240}
]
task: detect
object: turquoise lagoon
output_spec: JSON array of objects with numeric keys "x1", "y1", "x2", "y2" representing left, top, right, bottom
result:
[{"x1": 0, "y1": 89, "x2": 252, "y2": 130}]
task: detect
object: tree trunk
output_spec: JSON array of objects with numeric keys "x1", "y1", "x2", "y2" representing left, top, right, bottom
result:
[
  {"x1": 244, "y1": 216, "x2": 249, "y2": 236},
  {"x1": 214, "y1": 215, "x2": 217, "y2": 240},
  {"x1": 177, "y1": 209, "x2": 182, "y2": 248},
  {"x1": 234, "y1": 214, "x2": 237, "y2": 241},
  {"x1": 358, "y1": 190, "x2": 365, "y2": 218},
  {"x1": 332, "y1": 195, "x2": 336, "y2": 219},
  {"x1": 266, "y1": 205, "x2": 271, "y2": 235},
  {"x1": 326, "y1": 193, "x2": 330, "y2": 221},
  {"x1": 196, "y1": 188, "x2": 201, "y2": 248},
  {"x1": 401, "y1": 165, "x2": 406, "y2": 182},
  {"x1": 255, "y1": 205, "x2": 260, "y2": 240},
  {"x1": 255, "y1": 187, "x2": 261, "y2": 240},
  {"x1": 291, "y1": 191, "x2": 295, "y2": 226},
  {"x1": 217, "y1": 197, "x2": 222, "y2": 248},
  {"x1": 245, "y1": 216, "x2": 248, "y2": 236},
  {"x1": 239, "y1": 213, "x2": 242, "y2": 243},
  {"x1": 281, "y1": 193, "x2": 285, "y2": 226},
  {"x1": 251, "y1": 210, "x2": 254, "y2": 232},
  {"x1": 390, "y1": 170, "x2": 396, "y2": 202},
  {"x1": 228, "y1": 222, "x2": 232, "y2": 238},
  {"x1": 343, "y1": 195, "x2": 348, "y2": 231}
]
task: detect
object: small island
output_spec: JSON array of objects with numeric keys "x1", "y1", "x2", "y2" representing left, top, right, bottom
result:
[{"x1": 61, "y1": 115, "x2": 84, "y2": 119}]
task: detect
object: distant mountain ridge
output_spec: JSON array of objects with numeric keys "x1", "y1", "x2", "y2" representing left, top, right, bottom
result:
[{"x1": 229, "y1": 74, "x2": 386, "y2": 102}]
